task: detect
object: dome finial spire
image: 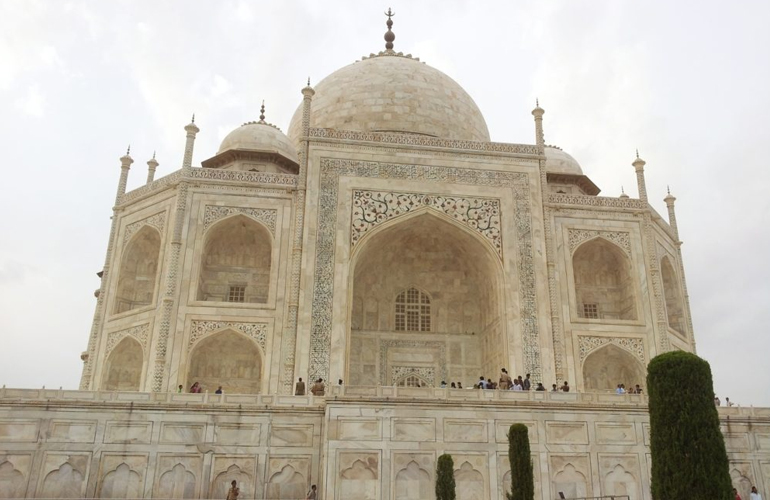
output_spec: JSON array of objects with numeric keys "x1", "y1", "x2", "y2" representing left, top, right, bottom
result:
[
  {"x1": 384, "y1": 8, "x2": 395, "y2": 51},
  {"x1": 259, "y1": 100, "x2": 266, "y2": 123}
]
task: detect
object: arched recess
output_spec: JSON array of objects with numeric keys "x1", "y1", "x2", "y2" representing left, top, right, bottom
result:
[
  {"x1": 197, "y1": 215, "x2": 272, "y2": 303},
  {"x1": 661, "y1": 256, "x2": 685, "y2": 334},
  {"x1": 102, "y1": 337, "x2": 143, "y2": 391},
  {"x1": 573, "y1": 238, "x2": 637, "y2": 320},
  {"x1": 187, "y1": 330, "x2": 262, "y2": 394},
  {"x1": 348, "y1": 210, "x2": 506, "y2": 388},
  {"x1": 396, "y1": 373, "x2": 429, "y2": 388},
  {"x1": 582, "y1": 344, "x2": 645, "y2": 391},
  {"x1": 114, "y1": 226, "x2": 161, "y2": 314}
]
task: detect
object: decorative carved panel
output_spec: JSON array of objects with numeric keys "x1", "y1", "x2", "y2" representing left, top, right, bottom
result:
[
  {"x1": 568, "y1": 229, "x2": 631, "y2": 256},
  {"x1": 578, "y1": 336, "x2": 645, "y2": 365},
  {"x1": 106, "y1": 323, "x2": 150, "y2": 355},
  {"x1": 351, "y1": 190, "x2": 501, "y2": 256},
  {"x1": 203, "y1": 205, "x2": 277, "y2": 235},
  {"x1": 188, "y1": 320, "x2": 267, "y2": 353},
  {"x1": 123, "y1": 212, "x2": 166, "y2": 245}
]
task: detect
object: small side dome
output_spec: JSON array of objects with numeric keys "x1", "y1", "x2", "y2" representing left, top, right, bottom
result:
[
  {"x1": 219, "y1": 122, "x2": 299, "y2": 164},
  {"x1": 545, "y1": 146, "x2": 583, "y2": 175}
]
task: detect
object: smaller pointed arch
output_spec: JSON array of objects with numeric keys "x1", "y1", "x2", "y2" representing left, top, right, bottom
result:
[
  {"x1": 582, "y1": 343, "x2": 645, "y2": 392},
  {"x1": 572, "y1": 238, "x2": 637, "y2": 320},
  {"x1": 114, "y1": 225, "x2": 161, "y2": 314},
  {"x1": 103, "y1": 336, "x2": 143, "y2": 391},
  {"x1": 187, "y1": 329, "x2": 262, "y2": 394},
  {"x1": 661, "y1": 255, "x2": 686, "y2": 334}
]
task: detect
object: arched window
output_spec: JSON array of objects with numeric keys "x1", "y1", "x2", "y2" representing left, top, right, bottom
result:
[
  {"x1": 114, "y1": 226, "x2": 161, "y2": 314},
  {"x1": 395, "y1": 288, "x2": 431, "y2": 331},
  {"x1": 661, "y1": 256, "x2": 685, "y2": 334},
  {"x1": 573, "y1": 238, "x2": 637, "y2": 320},
  {"x1": 198, "y1": 215, "x2": 272, "y2": 303}
]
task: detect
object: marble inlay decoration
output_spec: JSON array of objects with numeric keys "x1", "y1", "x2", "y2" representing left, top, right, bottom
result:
[
  {"x1": 123, "y1": 212, "x2": 166, "y2": 245},
  {"x1": 578, "y1": 335, "x2": 645, "y2": 364},
  {"x1": 188, "y1": 320, "x2": 268, "y2": 353},
  {"x1": 568, "y1": 229, "x2": 631, "y2": 256},
  {"x1": 203, "y1": 205, "x2": 277, "y2": 235}
]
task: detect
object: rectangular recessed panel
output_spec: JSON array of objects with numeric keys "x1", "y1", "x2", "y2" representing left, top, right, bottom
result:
[
  {"x1": 595, "y1": 422, "x2": 637, "y2": 445},
  {"x1": 104, "y1": 421, "x2": 153, "y2": 444},
  {"x1": 338, "y1": 418, "x2": 381, "y2": 441},
  {"x1": 546, "y1": 421, "x2": 589, "y2": 445},
  {"x1": 0, "y1": 420, "x2": 39, "y2": 442},
  {"x1": 49, "y1": 420, "x2": 97, "y2": 443},
  {"x1": 393, "y1": 418, "x2": 436, "y2": 442},
  {"x1": 444, "y1": 419, "x2": 487, "y2": 443}
]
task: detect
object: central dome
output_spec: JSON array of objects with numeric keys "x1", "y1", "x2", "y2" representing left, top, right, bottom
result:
[{"x1": 287, "y1": 54, "x2": 490, "y2": 144}]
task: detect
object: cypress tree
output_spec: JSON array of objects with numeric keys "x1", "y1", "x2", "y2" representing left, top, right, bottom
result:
[
  {"x1": 506, "y1": 423, "x2": 534, "y2": 500},
  {"x1": 647, "y1": 351, "x2": 732, "y2": 499},
  {"x1": 435, "y1": 453, "x2": 456, "y2": 500}
]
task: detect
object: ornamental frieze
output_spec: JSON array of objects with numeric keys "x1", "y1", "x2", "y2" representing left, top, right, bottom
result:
[
  {"x1": 203, "y1": 205, "x2": 277, "y2": 235},
  {"x1": 391, "y1": 366, "x2": 436, "y2": 386},
  {"x1": 106, "y1": 323, "x2": 150, "y2": 354},
  {"x1": 123, "y1": 212, "x2": 166, "y2": 245},
  {"x1": 577, "y1": 335, "x2": 645, "y2": 365},
  {"x1": 188, "y1": 320, "x2": 267, "y2": 353},
  {"x1": 568, "y1": 228, "x2": 631, "y2": 256},
  {"x1": 351, "y1": 190, "x2": 501, "y2": 257}
]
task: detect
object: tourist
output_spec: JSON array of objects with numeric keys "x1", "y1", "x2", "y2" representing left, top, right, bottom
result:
[
  {"x1": 634, "y1": 384, "x2": 642, "y2": 394},
  {"x1": 512, "y1": 380, "x2": 523, "y2": 391},
  {"x1": 551, "y1": 384, "x2": 559, "y2": 392},
  {"x1": 458, "y1": 382, "x2": 463, "y2": 389},
  {"x1": 561, "y1": 381, "x2": 570, "y2": 392},
  {"x1": 440, "y1": 381, "x2": 447, "y2": 388},
  {"x1": 523, "y1": 373, "x2": 531, "y2": 391},
  {"x1": 715, "y1": 396, "x2": 721, "y2": 406},
  {"x1": 226, "y1": 480, "x2": 239, "y2": 500},
  {"x1": 338, "y1": 379, "x2": 343, "y2": 386},
  {"x1": 295, "y1": 378, "x2": 306, "y2": 396},
  {"x1": 310, "y1": 378, "x2": 325, "y2": 396},
  {"x1": 478, "y1": 376, "x2": 487, "y2": 389},
  {"x1": 735, "y1": 487, "x2": 742, "y2": 500},
  {"x1": 450, "y1": 382, "x2": 456, "y2": 388},
  {"x1": 726, "y1": 397, "x2": 734, "y2": 407},
  {"x1": 190, "y1": 382, "x2": 201, "y2": 393},
  {"x1": 488, "y1": 378, "x2": 496, "y2": 389},
  {"x1": 215, "y1": 386, "x2": 223, "y2": 395},
  {"x1": 535, "y1": 383, "x2": 546, "y2": 391},
  {"x1": 306, "y1": 484, "x2": 318, "y2": 500},
  {"x1": 499, "y1": 368, "x2": 512, "y2": 390},
  {"x1": 616, "y1": 384, "x2": 625, "y2": 395},
  {"x1": 750, "y1": 486, "x2": 762, "y2": 500},
  {"x1": 177, "y1": 385, "x2": 183, "y2": 393}
]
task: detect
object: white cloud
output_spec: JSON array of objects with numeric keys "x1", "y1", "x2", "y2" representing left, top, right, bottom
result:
[{"x1": 14, "y1": 84, "x2": 45, "y2": 116}]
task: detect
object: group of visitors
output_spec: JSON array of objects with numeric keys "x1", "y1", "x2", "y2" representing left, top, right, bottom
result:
[
  {"x1": 182, "y1": 382, "x2": 224, "y2": 394},
  {"x1": 295, "y1": 377, "x2": 329, "y2": 396},
  {"x1": 715, "y1": 395, "x2": 736, "y2": 407},
  {"x1": 615, "y1": 383, "x2": 643, "y2": 394},
  {"x1": 735, "y1": 486, "x2": 763, "y2": 500}
]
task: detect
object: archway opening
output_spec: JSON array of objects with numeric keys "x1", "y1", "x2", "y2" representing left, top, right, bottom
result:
[
  {"x1": 573, "y1": 239, "x2": 637, "y2": 320},
  {"x1": 114, "y1": 226, "x2": 161, "y2": 314},
  {"x1": 187, "y1": 330, "x2": 262, "y2": 394},
  {"x1": 103, "y1": 337, "x2": 143, "y2": 391},
  {"x1": 197, "y1": 215, "x2": 272, "y2": 303},
  {"x1": 661, "y1": 256, "x2": 685, "y2": 334},
  {"x1": 582, "y1": 344, "x2": 645, "y2": 391},
  {"x1": 349, "y1": 212, "x2": 504, "y2": 388}
]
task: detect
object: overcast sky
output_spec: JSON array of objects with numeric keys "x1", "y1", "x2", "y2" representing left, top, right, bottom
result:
[{"x1": 1, "y1": 1, "x2": 768, "y2": 406}]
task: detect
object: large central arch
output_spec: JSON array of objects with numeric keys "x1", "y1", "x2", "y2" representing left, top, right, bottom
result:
[{"x1": 347, "y1": 211, "x2": 506, "y2": 387}]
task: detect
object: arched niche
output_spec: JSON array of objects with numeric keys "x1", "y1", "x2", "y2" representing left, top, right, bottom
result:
[
  {"x1": 661, "y1": 256, "x2": 685, "y2": 334},
  {"x1": 114, "y1": 226, "x2": 161, "y2": 314},
  {"x1": 197, "y1": 215, "x2": 272, "y2": 303},
  {"x1": 573, "y1": 238, "x2": 637, "y2": 320},
  {"x1": 103, "y1": 337, "x2": 143, "y2": 391},
  {"x1": 582, "y1": 344, "x2": 645, "y2": 391},
  {"x1": 349, "y1": 211, "x2": 505, "y2": 387},
  {"x1": 187, "y1": 330, "x2": 262, "y2": 394}
]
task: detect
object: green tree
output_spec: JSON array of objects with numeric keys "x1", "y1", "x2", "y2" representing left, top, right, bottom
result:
[
  {"x1": 647, "y1": 351, "x2": 732, "y2": 499},
  {"x1": 506, "y1": 423, "x2": 534, "y2": 500},
  {"x1": 435, "y1": 453, "x2": 456, "y2": 500}
]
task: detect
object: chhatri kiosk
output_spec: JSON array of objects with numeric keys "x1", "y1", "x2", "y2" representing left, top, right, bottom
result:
[{"x1": 1, "y1": 13, "x2": 767, "y2": 500}]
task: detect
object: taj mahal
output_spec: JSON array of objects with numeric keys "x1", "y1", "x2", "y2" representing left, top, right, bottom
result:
[{"x1": 0, "y1": 13, "x2": 768, "y2": 500}]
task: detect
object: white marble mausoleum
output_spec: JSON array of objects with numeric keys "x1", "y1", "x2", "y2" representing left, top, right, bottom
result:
[{"x1": 1, "y1": 15, "x2": 768, "y2": 500}]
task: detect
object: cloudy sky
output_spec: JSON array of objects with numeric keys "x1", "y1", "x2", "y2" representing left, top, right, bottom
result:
[{"x1": 1, "y1": 1, "x2": 768, "y2": 406}]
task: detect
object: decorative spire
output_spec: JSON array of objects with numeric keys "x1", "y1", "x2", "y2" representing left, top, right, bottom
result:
[
  {"x1": 146, "y1": 151, "x2": 159, "y2": 184},
  {"x1": 619, "y1": 185, "x2": 629, "y2": 199},
  {"x1": 126, "y1": 144, "x2": 131, "y2": 156},
  {"x1": 307, "y1": 77, "x2": 311, "y2": 86},
  {"x1": 384, "y1": 8, "x2": 395, "y2": 51},
  {"x1": 636, "y1": 148, "x2": 639, "y2": 159},
  {"x1": 667, "y1": 184, "x2": 671, "y2": 195},
  {"x1": 191, "y1": 113, "x2": 195, "y2": 124},
  {"x1": 531, "y1": 100, "x2": 545, "y2": 148},
  {"x1": 152, "y1": 150, "x2": 156, "y2": 160},
  {"x1": 259, "y1": 100, "x2": 266, "y2": 123}
]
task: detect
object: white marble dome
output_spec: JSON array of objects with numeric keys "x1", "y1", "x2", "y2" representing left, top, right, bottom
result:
[
  {"x1": 219, "y1": 121, "x2": 299, "y2": 164},
  {"x1": 287, "y1": 54, "x2": 490, "y2": 144},
  {"x1": 545, "y1": 146, "x2": 583, "y2": 175}
]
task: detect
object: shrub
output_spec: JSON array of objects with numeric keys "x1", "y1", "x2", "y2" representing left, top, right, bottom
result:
[
  {"x1": 507, "y1": 423, "x2": 534, "y2": 500},
  {"x1": 647, "y1": 351, "x2": 732, "y2": 499},
  {"x1": 435, "y1": 453, "x2": 456, "y2": 500}
]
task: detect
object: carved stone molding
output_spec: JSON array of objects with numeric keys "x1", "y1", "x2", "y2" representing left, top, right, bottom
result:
[
  {"x1": 203, "y1": 205, "x2": 277, "y2": 235},
  {"x1": 123, "y1": 212, "x2": 166, "y2": 245},
  {"x1": 351, "y1": 190, "x2": 501, "y2": 257},
  {"x1": 106, "y1": 323, "x2": 150, "y2": 355},
  {"x1": 189, "y1": 168, "x2": 297, "y2": 186},
  {"x1": 188, "y1": 320, "x2": 267, "y2": 353},
  {"x1": 391, "y1": 366, "x2": 436, "y2": 386},
  {"x1": 568, "y1": 229, "x2": 631, "y2": 256},
  {"x1": 309, "y1": 128, "x2": 540, "y2": 155},
  {"x1": 309, "y1": 159, "x2": 542, "y2": 384},
  {"x1": 577, "y1": 335, "x2": 645, "y2": 365},
  {"x1": 549, "y1": 193, "x2": 647, "y2": 210}
]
